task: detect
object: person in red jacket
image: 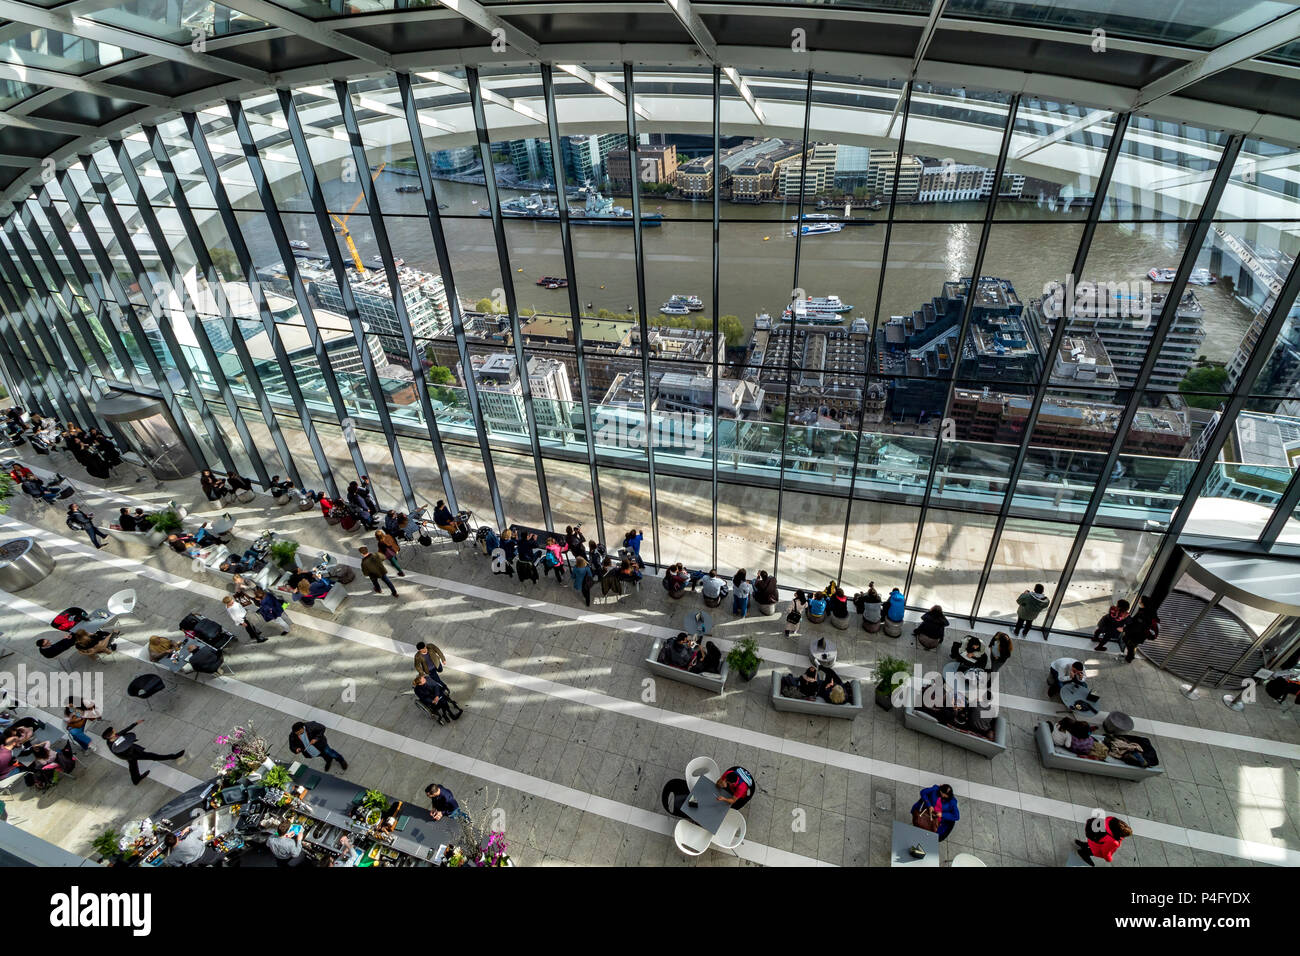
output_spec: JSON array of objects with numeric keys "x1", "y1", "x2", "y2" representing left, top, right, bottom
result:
[{"x1": 1075, "y1": 815, "x2": 1132, "y2": 865}]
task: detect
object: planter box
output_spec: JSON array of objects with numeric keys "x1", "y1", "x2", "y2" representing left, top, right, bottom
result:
[
  {"x1": 1034, "y1": 721, "x2": 1163, "y2": 781},
  {"x1": 770, "y1": 671, "x2": 863, "y2": 719},
  {"x1": 899, "y1": 706, "x2": 1007, "y2": 758},
  {"x1": 106, "y1": 528, "x2": 155, "y2": 558},
  {"x1": 645, "y1": 637, "x2": 728, "y2": 692}
]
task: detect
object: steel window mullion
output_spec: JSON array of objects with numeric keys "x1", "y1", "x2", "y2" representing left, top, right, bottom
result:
[
  {"x1": 540, "y1": 63, "x2": 606, "y2": 544},
  {"x1": 34, "y1": 184, "x2": 141, "y2": 387},
  {"x1": 110, "y1": 137, "x2": 273, "y2": 488},
  {"x1": 835, "y1": 80, "x2": 914, "y2": 585},
  {"x1": 710, "y1": 66, "x2": 721, "y2": 571},
  {"x1": 185, "y1": 111, "x2": 335, "y2": 493},
  {"x1": 0, "y1": 260, "x2": 52, "y2": 415},
  {"x1": 0, "y1": 323, "x2": 33, "y2": 411},
  {"x1": 623, "y1": 62, "x2": 661, "y2": 568},
  {"x1": 55, "y1": 164, "x2": 211, "y2": 471},
  {"x1": 17, "y1": 198, "x2": 114, "y2": 381},
  {"x1": 286, "y1": 85, "x2": 418, "y2": 513},
  {"x1": 1041, "y1": 131, "x2": 1247, "y2": 632},
  {"x1": 771, "y1": 71, "x2": 815, "y2": 582},
  {"x1": 146, "y1": 125, "x2": 304, "y2": 490},
  {"x1": 970, "y1": 111, "x2": 1132, "y2": 621},
  {"x1": 1133, "y1": 244, "x2": 1300, "y2": 593},
  {"x1": 459, "y1": 68, "x2": 545, "y2": 527},
  {"x1": 3, "y1": 221, "x2": 103, "y2": 429},
  {"x1": 0, "y1": 242, "x2": 80, "y2": 425},
  {"x1": 1261, "y1": 467, "x2": 1300, "y2": 546},
  {"x1": 902, "y1": 92, "x2": 1021, "y2": 619},
  {"x1": 0, "y1": 258, "x2": 64, "y2": 420},
  {"x1": 82, "y1": 153, "x2": 238, "y2": 475},
  {"x1": 227, "y1": 98, "x2": 368, "y2": 488}
]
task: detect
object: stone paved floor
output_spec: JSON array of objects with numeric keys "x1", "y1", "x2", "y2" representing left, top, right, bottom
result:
[{"x1": 0, "y1": 453, "x2": 1297, "y2": 867}]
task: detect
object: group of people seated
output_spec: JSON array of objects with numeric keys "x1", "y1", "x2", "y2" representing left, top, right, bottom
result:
[
  {"x1": 199, "y1": 469, "x2": 255, "y2": 503},
  {"x1": 277, "y1": 564, "x2": 337, "y2": 606},
  {"x1": 917, "y1": 678, "x2": 997, "y2": 738},
  {"x1": 1049, "y1": 717, "x2": 1157, "y2": 768},
  {"x1": 780, "y1": 664, "x2": 850, "y2": 705},
  {"x1": 4, "y1": 410, "x2": 122, "y2": 479},
  {"x1": 11, "y1": 464, "x2": 71, "y2": 505},
  {"x1": 656, "y1": 632, "x2": 723, "y2": 675},
  {"x1": 112, "y1": 507, "x2": 156, "y2": 532},
  {"x1": 0, "y1": 713, "x2": 78, "y2": 790}
]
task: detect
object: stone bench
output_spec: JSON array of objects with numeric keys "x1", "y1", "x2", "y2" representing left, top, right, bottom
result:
[
  {"x1": 1034, "y1": 721, "x2": 1163, "y2": 781},
  {"x1": 899, "y1": 706, "x2": 1008, "y2": 758},
  {"x1": 104, "y1": 527, "x2": 154, "y2": 558},
  {"x1": 645, "y1": 637, "x2": 728, "y2": 692},
  {"x1": 769, "y1": 671, "x2": 863, "y2": 719}
]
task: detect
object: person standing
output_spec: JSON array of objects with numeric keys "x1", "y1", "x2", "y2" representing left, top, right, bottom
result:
[
  {"x1": 425, "y1": 783, "x2": 468, "y2": 821},
  {"x1": 375, "y1": 528, "x2": 406, "y2": 577},
  {"x1": 910, "y1": 783, "x2": 959, "y2": 842},
  {"x1": 1075, "y1": 815, "x2": 1132, "y2": 866},
  {"x1": 65, "y1": 503, "x2": 108, "y2": 549},
  {"x1": 254, "y1": 587, "x2": 291, "y2": 635},
  {"x1": 784, "y1": 589, "x2": 809, "y2": 639},
  {"x1": 1122, "y1": 595, "x2": 1160, "y2": 664},
  {"x1": 732, "y1": 570, "x2": 752, "y2": 617},
  {"x1": 265, "y1": 820, "x2": 305, "y2": 867},
  {"x1": 1014, "y1": 583, "x2": 1051, "y2": 638},
  {"x1": 101, "y1": 720, "x2": 185, "y2": 785},
  {"x1": 357, "y1": 475, "x2": 380, "y2": 514},
  {"x1": 571, "y1": 556, "x2": 593, "y2": 605},
  {"x1": 287, "y1": 720, "x2": 348, "y2": 773},
  {"x1": 222, "y1": 595, "x2": 267, "y2": 643},
  {"x1": 414, "y1": 641, "x2": 446, "y2": 680},
  {"x1": 359, "y1": 546, "x2": 398, "y2": 596},
  {"x1": 1093, "y1": 599, "x2": 1131, "y2": 652}
]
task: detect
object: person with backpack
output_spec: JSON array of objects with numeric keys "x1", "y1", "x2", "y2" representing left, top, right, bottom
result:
[
  {"x1": 1014, "y1": 583, "x2": 1051, "y2": 638},
  {"x1": 359, "y1": 546, "x2": 398, "y2": 596},
  {"x1": 255, "y1": 587, "x2": 291, "y2": 635},
  {"x1": 1093, "y1": 599, "x2": 1131, "y2": 652},
  {"x1": 1122, "y1": 595, "x2": 1159, "y2": 663},
  {"x1": 543, "y1": 537, "x2": 567, "y2": 582},
  {"x1": 375, "y1": 528, "x2": 406, "y2": 577}
]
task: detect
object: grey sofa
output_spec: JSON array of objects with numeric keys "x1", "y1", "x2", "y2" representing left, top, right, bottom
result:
[
  {"x1": 1034, "y1": 721, "x2": 1163, "y2": 781},
  {"x1": 769, "y1": 672, "x2": 863, "y2": 719},
  {"x1": 899, "y1": 706, "x2": 1008, "y2": 757},
  {"x1": 645, "y1": 637, "x2": 729, "y2": 692}
]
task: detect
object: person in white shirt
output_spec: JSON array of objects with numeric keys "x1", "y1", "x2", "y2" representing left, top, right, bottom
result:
[
  {"x1": 222, "y1": 595, "x2": 267, "y2": 643},
  {"x1": 700, "y1": 570, "x2": 726, "y2": 607},
  {"x1": 1048, "y1": 657, "x2": 1085, "y2": 696}
]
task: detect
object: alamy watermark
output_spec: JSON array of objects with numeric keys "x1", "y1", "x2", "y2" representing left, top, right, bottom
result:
[
  {"x1": 0, "y1": 664, "x2": 103, "y2": 710},
  {"x1": 1042, "y1": 276, "x2": 1155, "y2": 325},
  {"x1": 593, "y1": 407, "x2": 708, "y2": 457}
]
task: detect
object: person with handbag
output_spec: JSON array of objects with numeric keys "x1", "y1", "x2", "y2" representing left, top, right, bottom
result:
[
  {"x1": 1092, "y1": 599, "x2": 1130, "y2": 652},
  {"x1": 784, "y1": 589, "x2": 809, "y2": 639},
  {"x1": 910, "y1": 783, "x2": 959, "y2": 842},
  {"x1": 1075, "y1": 815, "x2": 1132, "y2": 866},
  {"x1": 375, "y1": 528, "x2": 406, "y2": 577}
]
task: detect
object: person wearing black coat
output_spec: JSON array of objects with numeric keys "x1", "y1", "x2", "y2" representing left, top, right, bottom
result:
[
  {"x1": 66, "y1": 503, "x2": 108, "y2": 548},
  {"x1": 287, "y1": 720, "x2": 348, "y2": 772},
  {"x1": 914, "y1": 605, "x2": 949, "y2": 643}
]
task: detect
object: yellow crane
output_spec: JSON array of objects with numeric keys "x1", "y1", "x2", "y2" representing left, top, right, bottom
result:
[{"x1": 331, "y1": 161, "x2": 385, "y2": 274}]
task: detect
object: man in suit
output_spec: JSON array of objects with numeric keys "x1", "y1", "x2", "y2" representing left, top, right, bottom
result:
[
  {"x1": 287, "y1": 720, "x2": 348, "y2": 773},
  {"x1": 36, "y1": 635, "x2": 76, "y2": 660},
  {"x1": 101, "y1": 720, "x2": 185, "y2": 784}
]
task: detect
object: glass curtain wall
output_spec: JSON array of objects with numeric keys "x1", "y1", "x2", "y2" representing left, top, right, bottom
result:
[{"x1": 7, "y1": 66, "x2": 1300, "y2": 636}]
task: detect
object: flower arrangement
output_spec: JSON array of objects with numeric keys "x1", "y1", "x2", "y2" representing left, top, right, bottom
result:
[
  {"x1": 211, "y1": 723, "x2": 272, "y2": 785},
  {"x1": 473, "y1": 831, "x2": 511, "y2": 867}
]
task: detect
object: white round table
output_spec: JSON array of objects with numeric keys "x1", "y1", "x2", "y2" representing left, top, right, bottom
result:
[{"x1": 951, "y1": 853, "x2": 986, "y2": 867}]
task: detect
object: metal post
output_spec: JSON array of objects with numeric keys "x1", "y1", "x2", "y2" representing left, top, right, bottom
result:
[
  {"x1": 970, "y1": 112, "x2": 1131, "y2": 621},
  {"x1": 710, "y1": 65, "x2": 721, "y2": 572},
  {"x1": 1261, "y1": 468, "x2": 1300, "y2": 548},
  {"x1": 0, "y1": 240, "x2": 81, "y2": 425},
  {"x1": 184, "y1": 109, "x2": 339, "y2": 497},
  {"x1": 540, "y1": 64, "x2": 606, "y2": 544},
  {"x1": 1042, "y1": 133, "x2": 1246, "y2": 632},
  {"x1": 144, "y1": 124, "x2": 305, "y2": 490},
  {"x1": 903, "y1": 93, "x2": 1021, "y2": 619}
]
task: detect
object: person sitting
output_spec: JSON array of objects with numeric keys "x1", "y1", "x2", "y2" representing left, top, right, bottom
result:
[
  {"x1": 413, "y1": 674, "x2": 460, "y2": 725},
  {"x1": 660, "y1": 632, "x2": 700, "y2": 670},
  {"x1": 73, "y1": 628, "x2": 118, "y2": 660},
  {"x1": 988, "y1": 632, "x2": 1013, "y2": 672},
  {"x1": 432, "y1": 500, "x2": 457, "y2": 533},
  {"x1": 6, "y1": 463, "x2": 33, "y2": 484},
  {"x1": 886, "y1": 587, "x2": 906, "y2": 623},
  {"x1": 20, "y1": 476, "x2": 60, "y2": 503},
  {"x1": 914, "y1": 605, "x2": 948, "y2": 648},
  {"x1": 949, "y1": 635, "x2": 988, "y2": 672},
  {"x1": 269, "y1": 475, "x2": 295, "y2": 499},
  {"x1": 116, "y1": 507, "x2": 139, "y2": 532},
  {"x1": 186, "y1": 643, "x2": 222, "y2": 674},
  {"x1": 1051, "y1": 717, "x2": 1097, "y2": 756},
  {"x1": 663, "y1": 563, "x2": 688, "y2": 598},
  {"x1": 166, "y1": 533, "x2": 202, "y2": 557},
  {"x1": 715, "y1": 767, "x2": 754, "y2": 810},
  {"x1": 225, "y1": 472, "x2": 253, "y2": 493},
  {"x1": 199, "y1": 469, "x2": 226, "y2": 502},
  {"x1": 806, "y1": 591, "x2": 827, "y2": 623},
  {"x1": 1093, "y1": 599, "x2": 1131, "y2": 652},
  {"x1": 1048, "y1": 658, "x2": 1086, "y2": 697},
  {"x1": 796, "y1": 665, "x2": 824, "y2": 699},
  {"x1": 829, "y1": 587, "x2": 850, "y2": 622},
  {"x1": 817, "y1": 666, "x2": 847, "y2": 704},
  {"x1": 689, "y1": 640, "x2": 722, "y2": 675},
  {"x1": 293, "y1": 578, "x2": 330, "y2": 606},
  {"x1": 148, "y1": 634, "x2": 180, "y2": 662},
  {"x1": 700, "y1": 569, "x2": 726, "y2": 607},
  {"x1": 858, "y1": 583, "x2": 884, "y2": 632},
  {"x1": 218, "y1": 553, "x2": 258, "y2": 575}
]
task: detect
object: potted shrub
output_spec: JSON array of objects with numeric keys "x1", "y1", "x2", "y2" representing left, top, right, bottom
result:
[
  {"x1": 726, "y1": 637, "x2": 762, "y2": 682},
  {"x1": 873, "y1": 655, "x2": 911, "y2": 712},
  {"x1": 354, "y1": 788, "x2": 388, "y2": 826},
  {"x1": 144, "y1": 509, "x2": 183, "y2": 546},
  {"x1": 268, "y1": 539, "x2": 299, "y2": 570},
  {"x1": 91, "y1": 827, "x2": 125, "y2": 865}
]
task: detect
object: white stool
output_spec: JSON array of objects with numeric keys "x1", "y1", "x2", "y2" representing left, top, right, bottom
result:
[
  {"x1": 673, "y1": 819, "x2": 712, "y2": 857},
  {"x1": 684, "y1": 756, "x2": 719, "y2": 790},
  {"x1": 951, "y1": 853, "x2": 986, "y2": 867}
]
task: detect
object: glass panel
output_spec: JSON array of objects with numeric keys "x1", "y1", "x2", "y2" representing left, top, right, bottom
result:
[
  {"x1": 1102, "y1": 119, "x2": 1230, "y2": 221},
  {"x1": 910, "y1": 507, "x2": 996, "y2": 617},
  {"x1": 85, "y1": 0, "x2": 270, "y2": 44},
  {"x1": 0, "y1": 28, "x2": 137, "y2": 75},
  {"x1": 1055, "y1": 524, "x2": 1160, "y2": 633},
  {"x1": 976, "y1": 518, "x2": 1074, "y2": 624}
]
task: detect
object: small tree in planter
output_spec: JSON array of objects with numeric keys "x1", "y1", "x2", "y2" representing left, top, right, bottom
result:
[
  {"x1": 873, "y1": 655, "x2": 911, "y2": 712},
  {"x1": 144, "y1": 509, "x2": 183, "y2": 545},
  {"x1": 268, "y1": 539, "x2": 299, "y2": 570},
  {"x1": 726, "y1": 637, "x2": 762, "y2": 682},
  {"x1": 91, "y1": 827, "x2": 125, "y2": 865}
]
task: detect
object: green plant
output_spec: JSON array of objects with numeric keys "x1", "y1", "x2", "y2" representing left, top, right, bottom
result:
[
  {"x1": 261, "y1": 764, "x2": 292, "y2": 790},
  {"x1": 0, "y1": 471, "x2": 10, "y2": 516},
  {"x1": 874, "y1": 655, "x2": 911, "y2": 694},
  {"x1": 145, "y1": 509, "x2": 183, "y2": 534},
  {"x1": 726, "y1": 637, "x2": 762, "y2": 675},
  {"x1": 268, "y1": 539, "x2": 299, "y2": 569},
  {"x1": 360, "y1": 788, "x2": 387, "y2": 813},
  {"x1": 91, "y1": 828, "x2": 123, "y2": 862}
]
